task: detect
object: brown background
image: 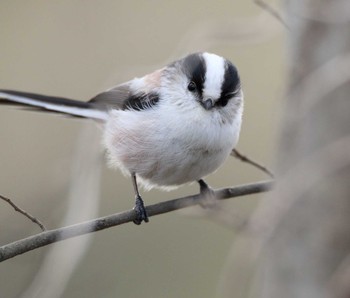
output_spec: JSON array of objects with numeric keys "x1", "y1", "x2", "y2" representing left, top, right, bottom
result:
[{"x1": 0, "y1": 1, "x2": 283, "y2": 297}]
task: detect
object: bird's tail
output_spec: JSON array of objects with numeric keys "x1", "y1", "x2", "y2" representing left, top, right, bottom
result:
[{"x1": 0, "y1": 90, "x2": 108, "y2": 121}]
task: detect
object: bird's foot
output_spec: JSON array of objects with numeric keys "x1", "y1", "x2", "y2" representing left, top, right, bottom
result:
[
  {"x1": 197, "y1": 179, "x2": 217, "y2": 208},
  {"x1": 133, "y1": 195, "x2": 149, "y2": 225}
]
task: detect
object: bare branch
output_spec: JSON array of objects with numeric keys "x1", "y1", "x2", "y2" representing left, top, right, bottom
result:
[
  {"x1": 231, "y1": 149, "x2": 274, "y2": 178},
  {"x1": 0, "y1": 194, "x2": 46, "y2": 231},
  {"x1": 0, "y1": 180, "x2": 272, "y2": 262},
  {"x1": 253, "y1": 0, "x2": 289, "y2": 29}
]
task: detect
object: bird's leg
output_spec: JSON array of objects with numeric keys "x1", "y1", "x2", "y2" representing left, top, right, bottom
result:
[
  {"x1": 131, "y1": 173, "x2": 149, "y2": 225},
  {"x1": 197, "y1": 179, "x2": 217, "y2": 208}
]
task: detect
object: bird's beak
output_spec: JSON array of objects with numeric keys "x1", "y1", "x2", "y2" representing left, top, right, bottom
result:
[{"x1": 201, "y1": 98, "x2": 214, "y2": 110}]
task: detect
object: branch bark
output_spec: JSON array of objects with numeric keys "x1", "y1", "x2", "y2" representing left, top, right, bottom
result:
[
  {"x1": 0, "y1": 194, "x2": 46, "y2": 231},
  {"x1": 231, "y1": 149, "x2": 274, "y2": 178},
  {"x1": 0, "y1": 180, "x2": 272, "y2": 262}
]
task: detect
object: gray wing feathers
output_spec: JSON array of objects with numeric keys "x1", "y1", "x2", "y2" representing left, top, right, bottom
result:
[{"x1": 89, "y1": 82, "x2": 132, "y2": 110}]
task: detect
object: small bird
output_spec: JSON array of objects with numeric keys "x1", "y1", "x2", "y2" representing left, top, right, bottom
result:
[{"x1": 0, "y1": 52, "x2": 243, "y2": 224}]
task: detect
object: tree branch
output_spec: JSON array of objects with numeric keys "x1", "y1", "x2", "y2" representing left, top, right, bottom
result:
[
  {"x1": 231, "y1": 149, "x2": 274, "y2": 178},
  {"x1": 0, "y1": 194, "x2": 46, "y2": 231},
  {"x1": 0, "y1": 180, "x2": 272, "y2": 262},
  {"x1": 253, "y1": 0, "x2": 289, "y2": 29}
]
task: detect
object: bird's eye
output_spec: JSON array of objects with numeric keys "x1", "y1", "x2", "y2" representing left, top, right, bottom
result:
[{"x1": 187, "y1": 81, "x2": 197, "y2": 92}]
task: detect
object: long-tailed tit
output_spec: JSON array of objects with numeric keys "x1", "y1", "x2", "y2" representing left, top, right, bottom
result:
[{"x1": 0, "y1": 52, "x2": 243, "y2": 224}]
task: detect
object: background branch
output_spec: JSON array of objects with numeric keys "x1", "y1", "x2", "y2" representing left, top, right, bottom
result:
[
  {"x1": 253, "y1": 0, "x2": 288, "y2": 28},
  {"x1": 0, "y1": 194, "x2": 46, "y2": 231},
  {"x1": 0, "y1": 180, "x2": 272, "y2": 263},
  {"x1": 231, "y1": 149, "x2": 274, "y2": 178}
]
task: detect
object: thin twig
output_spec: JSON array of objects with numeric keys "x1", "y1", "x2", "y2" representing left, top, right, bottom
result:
[
  {"x1": 0, "y1": 194, "x2": 46, "y2": 231},
  {"x1": 0, "y1": 180, "x2": 273, "y2": 262},
  {"x1": 253, "y1": 0, "x2": 289, "y2": 29},
  {"x1": 231, "y1": 149, "x2": 274, "y2": 178}
]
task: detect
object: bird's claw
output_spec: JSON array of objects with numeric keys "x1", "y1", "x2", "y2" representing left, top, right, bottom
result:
[
  {"x1": 133, "y1": 195, "x2": 149, "y2": 225},
  {"x1": 198, "y1": 179, "x2": 217, "y2": 208}
]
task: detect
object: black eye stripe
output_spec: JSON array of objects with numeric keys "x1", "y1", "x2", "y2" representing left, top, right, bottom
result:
[
  {"x1": 222, "y1": 61, "x2": 239, "y2": 96},
  {"x1": 217, "y1": 61, "x2": 240, "y2": 107},
  {"x1": 182, "y1": 53, "x2": 206, "y2": 98}
]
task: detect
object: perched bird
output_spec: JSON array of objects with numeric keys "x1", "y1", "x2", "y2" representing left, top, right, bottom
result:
[{"x1": 0, "y1": 52, "x2": 243, "y2": 224}]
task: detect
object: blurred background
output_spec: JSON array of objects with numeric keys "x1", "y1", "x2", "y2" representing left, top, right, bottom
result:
[{"x1": 0, "y1": 1, "x2": 284, "y2": 297}]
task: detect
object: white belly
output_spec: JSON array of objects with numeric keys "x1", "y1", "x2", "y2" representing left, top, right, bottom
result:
[{"x1": 104, "y1": 105, "x2": 241, "y2": 190}]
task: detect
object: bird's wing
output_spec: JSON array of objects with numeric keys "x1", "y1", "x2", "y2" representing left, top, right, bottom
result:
[
  {"x1": 88, "y1": 81, "x2": 132, "y2": 110},
  {"x1": 0, "y1": 69, "x2": 163, "y2": 119},
  {"x1": 89, "y1": 69, "x2": 163, "y2": 111}
]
